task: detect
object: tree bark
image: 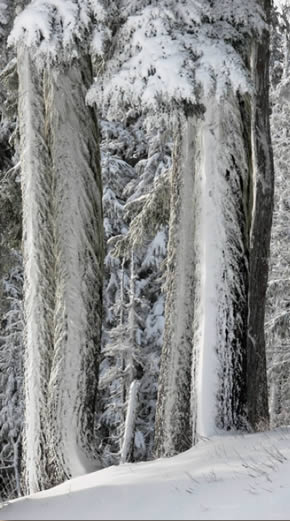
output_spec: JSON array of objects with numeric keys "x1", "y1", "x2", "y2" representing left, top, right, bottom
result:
[
  {"x1": 154, "y1": 92, "x2": 251, "y2": 456},
  {"x1": 44, "y1": 57, "x2": 104, "y2": 483},
  {"x1": 17, "y1": 46, "x2": 54, "y2": 493},
  {"x1": 247, "y1": 0, "x2": 273, "y2": 429},
  {"x1": 17, "y1": 52, "x2": 103, "y2": 490},
  {"x1": 154, "y1": 115, "x2": 197, "y2": 457},
  {"x1": 154, "y1": 2, "x2": 273, "y2": 453}
]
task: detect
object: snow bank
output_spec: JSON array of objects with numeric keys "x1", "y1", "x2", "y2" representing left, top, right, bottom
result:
[{"x1": 2, "y1": 428, "x2": 290, "y2": 520}]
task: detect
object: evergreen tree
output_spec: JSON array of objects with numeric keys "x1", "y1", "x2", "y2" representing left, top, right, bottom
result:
[
  {"x1": 0, "y1": 0, "x2": 280, "y2": 499},
  {"x1": 91, "y1": 0, "x2": 273, "y2": 457},
  {"x1": 0, "y1": 0, "x2": 26, "y2": 499},
  {"x1": 154, "y1": 0, "x2": 273, "y2": 456},
  {"x1": 96, "y1": 112, "x2": 171, "y2": 464},
  {"x1": 266, "y1": 0, "x2": 290, "y2": 428},
  {"x1": 246, "y1": 0, "x2": 274, "y2": 431},
  {"x1": 0, "y1": 258, "x2": 23, "y2": 500},
  {"x1": 11, "y1": 0, "x2": 104, "y2": 491}
]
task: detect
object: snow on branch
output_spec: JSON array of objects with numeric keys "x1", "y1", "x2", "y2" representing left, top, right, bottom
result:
[
  {"x1": 87, "y1": 0, "x2": 266, "y2": 114},
  {"x1": 208, "y1": 0, "x2": 267, "y2": 38},
  {"x1": 87, "y1": 2, "x2": 202, "y2": 111},
  {"x1": 110, "y1": 171, "x2": 170, "y2": 258},
  {"x1": 8, "y1": 0, "x2": 108, "y2": 65}
]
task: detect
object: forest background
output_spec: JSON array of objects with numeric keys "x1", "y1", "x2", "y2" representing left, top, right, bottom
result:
[{"x1": 0, "y1": 0, "x2": 289, "y2": 505}]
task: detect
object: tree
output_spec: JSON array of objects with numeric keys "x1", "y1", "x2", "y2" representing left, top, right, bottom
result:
[
  {"x1": 266, "y1": 1, "x2": 290, "y2": 428},
  {"x1": 91, "y1": 24, "x2": 172, "y2": 462},
  {"x1": 98, "y1": 148, "x2": 170, "y2": 464},
  {"x1": 89, "y1": 0, "x2": 273, "y2": 456},
  {"x1": 246, "y1": 0, "x2": 274, "y2": 431},
  {"x1": 0, "y1": 258, "x2": 23, "y2": 500},
  {"x1": 10, "y1": 0, "x2": 104, "y2": 492},
  {"x1": 16, "y1": 44, "x2": 55, "y2": 493},
  {"x1": 44, "y1": 53, "x2": 104, "y2": 487},
  {"x1": 0, "y1": 0, "x2": 27, "y2": 500},
  {"x1": 110, "y1": 170, "x2": 170, "y2": 461},
  {"x1": 87, "y1": 0, "x2": 204, "y2": 459},
  {"x1": 155, "y1": 0, "x2": 274, "y2": 456},
  {"x1": 0, "y1": 0, "x2": 277, "y2": 498}
]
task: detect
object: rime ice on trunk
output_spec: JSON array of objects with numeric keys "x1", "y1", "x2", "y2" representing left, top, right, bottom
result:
[
  {"x1": 17, "y1": 46, "x2": 54, "y2": 493},
  {"x1": 154, "y1": 1, "x2": 273, "y2": 454},
  {"x1": 17, "y1": 50, "x2": 103, "y2": 488},
  {"x1": 44, "y1": 57, "x2": 103, "y2": 482},
  {"x1": 154, "y1": 94, "x2": 250, "y2": 456},
  {"x1": 192, "y1": 94, "x2": 250, "y2": 440},
  {"x1": 247, "y1": 0, "x2": 273, "y2": 429}
]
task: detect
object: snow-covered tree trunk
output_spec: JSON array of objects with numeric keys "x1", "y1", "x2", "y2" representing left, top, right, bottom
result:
[
  {"x1": 120, "y1": 380, "x2": 140, "y2": 463},
  {"x1": 44, "y1": 56, "x2": 103, "y2": 483},
  {"x1": 154, "y1": 0, "x2": 274, "y2": 457},
  {"x1": 120, "y1": 251, "x2": 142, "y2": 461},
  {"x1": 247, "y1": 0, "x2": 273, "y2": 429},
  {"x1": 192, "y1": 94, "x2": 250, "y2": 440},
  {"x1": 17, "y1": 46, "x2": 54, "y2": 493},
  {"x1": 17, "y1": 47, "x2": 103, "y2": 489},
  {"x1": 155, "y1": 6, "x2": 273, "y2": 455},
  {"x1": 154, "y1": 115, "x2": 197, "y2": 456},
  {"x1": 155, "y1": 92, "x2": 250, "y2": 456}
]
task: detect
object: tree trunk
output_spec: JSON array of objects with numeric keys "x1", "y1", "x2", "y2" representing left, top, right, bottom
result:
[
  {"x1": 247, "y1": 0, "x2": 273, "y2": 429},
  {"x1": 265, "y1": 4, "x2": 290, "y2": 429},
  {"x1": 191, "y1": 93, "x2": 250, "y2": 440},
  {"x1": 44, "y1": 57, "x2": 104, "y2": 483},
  {"x1": 17, "y1": 46, "x2": 54, "y2": 493},
  {"x1": 154, "y1": 114, "x2": 197, "y2": 457},
  {"x1": 120, "y1": 380, "x2": 140, "y2": 463},
  {"x1": 17, "y1": 52, "x2": 103, "y2": 490},
  {"x1": 154, "y1": 92, "x2": 251, "y2": 456},
  {"x1": 154, "y1": 3, "x2": 274, "y2": 451}
]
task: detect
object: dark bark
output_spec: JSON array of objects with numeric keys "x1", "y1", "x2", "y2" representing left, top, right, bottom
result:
[
  {"x1": 247, "y1": 0, "x2": 273, "y2": 429},
  {"x1": 154, "y1": 116, "x2": 196, "y2": 457}
]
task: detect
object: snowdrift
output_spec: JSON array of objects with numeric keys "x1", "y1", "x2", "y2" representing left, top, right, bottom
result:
[{"x1": 1, "y1": 429, "x2": 290, "y2": 520}]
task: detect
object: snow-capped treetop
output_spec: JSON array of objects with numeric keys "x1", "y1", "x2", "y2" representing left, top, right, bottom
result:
[
  {"x1": 8, "y1": 0, "x2": 268, "y2": 100},
  {"x1": 8, "y1": 0, "x2": 109, "y2": 65},
  {"x1": 87, "y1": 0, "x2": 267, "y2": 115}
]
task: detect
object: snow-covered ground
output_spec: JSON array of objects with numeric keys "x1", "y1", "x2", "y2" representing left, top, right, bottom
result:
[{"x1": 2, "y1": 428, "x2": 290, "y2": 520}]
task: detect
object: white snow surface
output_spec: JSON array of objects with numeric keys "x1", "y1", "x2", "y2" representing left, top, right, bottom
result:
[{"x1": 2, "y1": 428, "x2": 290, "y2": 520}]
